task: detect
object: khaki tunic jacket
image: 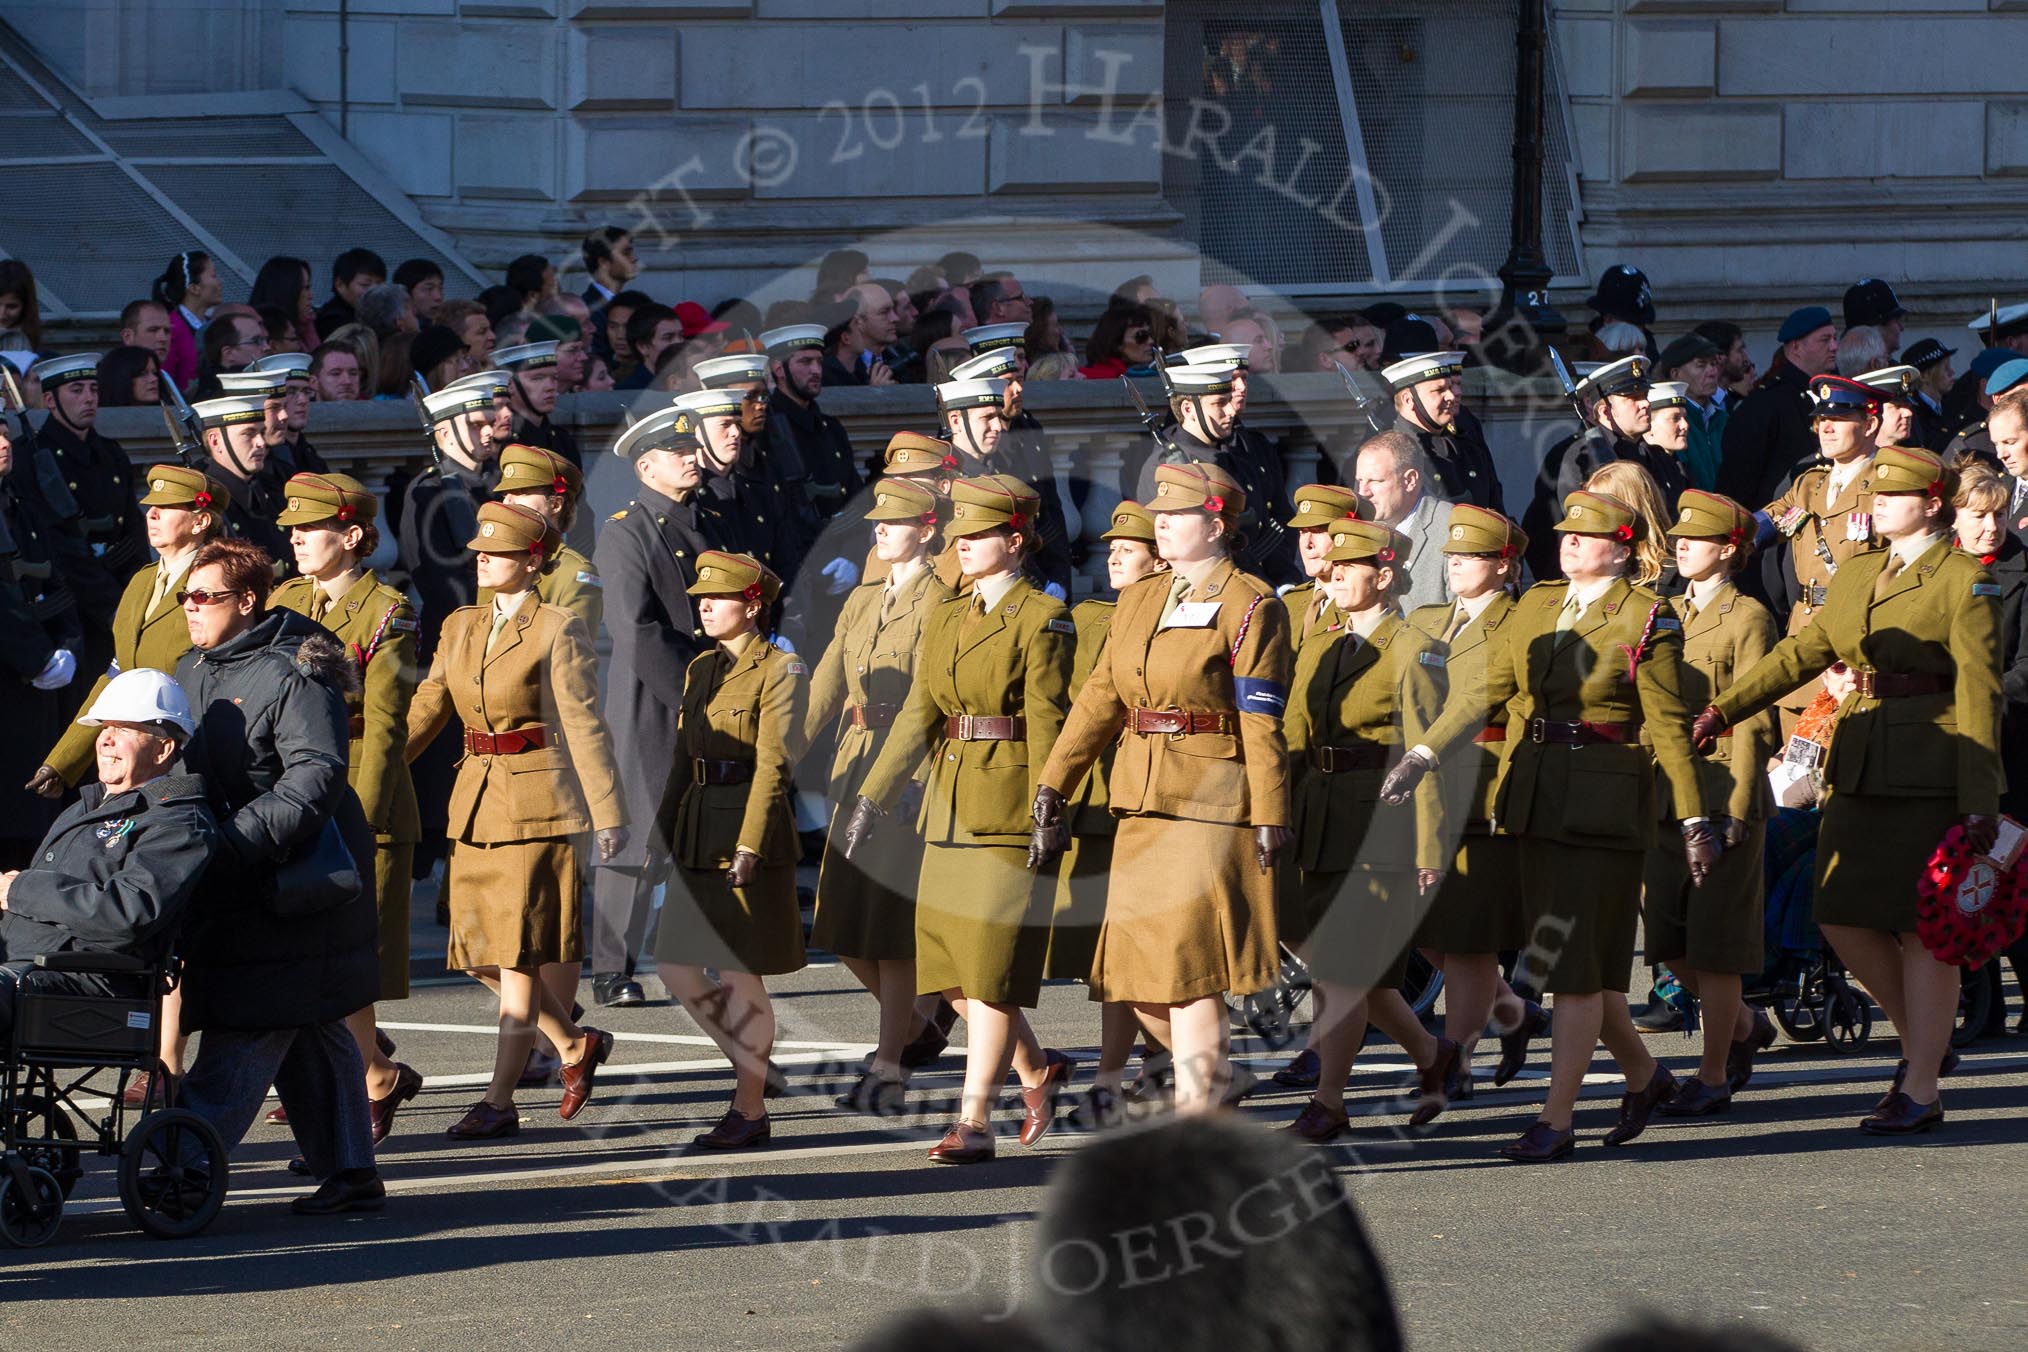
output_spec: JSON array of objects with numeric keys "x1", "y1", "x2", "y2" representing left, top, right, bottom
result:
[
  {"x1": 1407, "y1": 592, "x2": 1518, "y2": 831},
  {"x1": 804, "y1": 567, "x2": 955, "y2": 803},
  {"x1": 860, "y1": 577, "x2": 1074, "y2": 845},
  {"x1": 1421, "y1": 577, "x2": 1705, "y2": 851},
  {"x1": 1655, "y1": 583, "x2": 1780, "y2": 823},
  {"x1": 1283, "y1": 580, "x2": 1339, "y2": 661},
  {"x1": 1766, "y1": 460, "x2": 1876, "y2": 635},
  {"x1": 272, "y1": 571, "x2": 421, "y2": 843},
  {"x1": 1286, "y1": 611, "x2": 1448, "y2": 873},
  {"x1": 659, "y1": 638, "x2": 807, "y2": 869},
  {"x1": 46, "y1": 562, "x2": 193, "y2": 785},
  {"x1": 1714, "y1": 540, "x2": 2002, "y2": 814},
  {"x1": 1041, "y1": 557, "x2": 1294, "y2": 829},
  {"x1": 405, "y1": 600, "x2": 626, "y2": 842}
]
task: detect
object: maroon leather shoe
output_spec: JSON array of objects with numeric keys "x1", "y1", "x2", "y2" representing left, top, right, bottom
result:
[
  {"x1": 1286, "y1": 1099, "x2": 1350, "y2": 1143},
  {"x1": 368, "y1": 1063, "x2": 425, "y2": 1145},
  {"x1": 1499, "y1": 1121, "x2": 1576, "y2": 1163},
  {"x1": 447, "y1": 1100, "x2": 520, "y2": 1139},
  {"x1": 1018, "y1": 1049, "x2": 1076, "y2": 1147},
  {"x1": 264, "y1": 1103, "x2": 289, "y2": 1126},
  {"x1": 1881, "y1": 1050, "x2": 1959, "y2": 1109},
  {"x1": 1658, "y1": 1076, "x2": 1732, "y2": 1118},
  {"x1": 1493, "y1": 1000, "x2": 1549, "y2": 1087},
  {"x1": 1271, "y1": 1048, "x2": 1322, "y2": 1088},
  {"x1": 1725, "y1": 1009, "x2": 1777, "y2": 1091},
  {"x1": 694, "y1": 1107, "x2": 771, "y2": 1149},
  {"x1": 122, "y1": 1071, "x2": 172, "y2": 1109},
  {"x1": 1601, "y1": 1065, "x2": 1678, "y2": 1147},
  {"x1": 558, "y1": 1027, "x2": 614, "y2": 1121},
  {"x1": 1860, "y1": 1091, "x2": 1943, "y2": 1136},
  {"x1": 1409, "y1": 1038, "x2": 1462, "y2": 1127},
  {"x1": 927, "y1": 1120, "x2": 996, "y2": 1165}
]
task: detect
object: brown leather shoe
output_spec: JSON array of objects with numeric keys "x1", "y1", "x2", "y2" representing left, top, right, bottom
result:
[
  {"x1": 1271, "y1": 1048, "x2": 1322, "y2": 1088},
  {"x1": 1860, "y1": 1091, "x2": 1942, "y2": 1136},
  {"x1": 1018, "y1": 1049, "x2": 1076, "y2": 1146},
  {"x1": 264, "y1": 1103, "x2": 289, "y2": 1126},
  {"x1": 368, "y1": 1063, "x2": 425, "y2": 1145},
  {"x1": 1658, "y1": 1076, "x2": 1732, "y2": 1118},
  {"x1": 1880, "y1": 1049, "x2": 1960, "y2": 1109},
  {"x1": 1493, "y1": 1000, "x2": 1549, "y2": 1087},
  {"x1": 1601, "y1": 1065, "x2": 1678, "y2": 1147},
  {"x1": 927, "y1": 1120, "x2": 996, "y2": 1165},
  {"x1": 1286, "y1": 1099, "x2": 1350, "y2": 1143},
  {"x1": 694, "y1": 1107, "x2": 771, "y2": 1149},
  {"x1": 1409, "y1": 1038, "x2": 1462, "y2": 1127},
  {"x1": 1499, "y1": 1121, "x2": 1575, "y2": 1163},
  {"x1": 447, "y1": 1100, "x2": 520, "y2": 1139},
  {"x1": 1726, "y1": 1009, "x2": 1777, "y2": 1091},
  {"x1": 558, "y1": 1027, "x2": 614, "y2": 1120}
]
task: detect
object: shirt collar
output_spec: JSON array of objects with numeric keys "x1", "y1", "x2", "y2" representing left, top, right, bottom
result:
[
  {"x1": 974, "y1": 570, "x2": 1021, "y2": 611},
  {"x1": 1173, "y1": 554, "x2": 1221, "y2": 591},
  {"x1": 1570, "y1": 574, "x2": 1618, "y2": 609},
  {"x1": 722, "y1": 628, "x2": 760, "y2": 659},
  {"x1": 1890, "y1": 531, "x2": 1945, "y2": 570},
  {"x1": 1456, "y1": 589, "x2": 1501, "y2": 622},
  {"x1": 885, "y1": 556, "x2": 926, "y2": 591},
  {"x1": 493, "y1": 588, "x2": 534, "y2": 620},
  {"x1": 1346, "y1": 606, "x2": 1390, "y2": 640},
  {"x1": 1687, "y1": 575, "x2": 1731, "y2": 611}
]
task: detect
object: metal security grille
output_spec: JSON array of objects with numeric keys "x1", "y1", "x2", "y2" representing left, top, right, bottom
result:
[
  {"x1": 1164, "y1": 0, "x2": 1583, "y2": 293},
  {"x1": 0, "y1": 21, "x2": 481, "y2": 319}
]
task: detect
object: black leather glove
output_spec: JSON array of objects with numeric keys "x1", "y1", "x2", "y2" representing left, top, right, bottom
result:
[
  {"x1": 1379, "y1": 750, "x2": 1432, "y2": 805},
  {"x1": 1718, "y1": 815, "x2": 1748, "y2": 848},
  {"x1": 1963, "y1": 813, "x2": 2001, "y2": 856},
  {"x1": 898, "y1": 778, "x2": 925, "y2": 821},
  {"x1": 727, "y1": 848, "x2": 760, "y2": 890},
  {"x1": 1255, "y1": 825, "x2": 1291, "y2": 875},
  {"x1": 595, "y1": 825, "x2": 628, "y2": 863},
  {"x1": 1690, "y1": 705, "x2": 1727, "y2": 755},
  {"x1": 24, "y1": 765, "x2": 62, "y2": 800},
  {"x1": 1027, "y1": 785, "x2": 1069, "y2": 872},
  {"x1": 1682, "y1": 820, "x2": 1721, "y2": 886},
  {"x1": 842, "y1": 796, "x2": 882, "y2": 859}
]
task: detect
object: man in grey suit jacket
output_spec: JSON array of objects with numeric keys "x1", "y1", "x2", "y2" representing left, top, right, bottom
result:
[{"x1": 1353, "y1": 429, "x2": 1450, "y2": 612}]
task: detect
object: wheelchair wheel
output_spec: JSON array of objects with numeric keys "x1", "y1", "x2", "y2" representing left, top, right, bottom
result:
[
  {"x1": 8, "y1": 1096, "x2": 81, "y2": 1198},
  {"x1": 1772, "y1": 960, "x2": 1828, "y2": 1043},
  {"x1": 1401, "y1": 951, "x2": 1444, "y2": 1020},
  {"x1": 0, "y1": 1164, "x2": 64, "y2": 1248},
  {"x1": 118, "y1": 1108, "x2": 227, "y2": 1240},
  {"x1": 1951, "y1": 960, "x2": 2002, "y2": 1050},
  {"x1": 1823, "y1": 984, "x2": 1872, "y2": 1055},
  {"x1": 1226, "y1": 947, "x2": 1313, "y2": 1046}
]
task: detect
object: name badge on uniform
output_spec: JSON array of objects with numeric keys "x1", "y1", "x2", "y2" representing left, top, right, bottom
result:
[
  {"x1": 1161, "y1": 601, "x2": 1222, "y2": 630},
  {"x1": 1845, "y1": 510, "x2": 1871, "y2": 542}
]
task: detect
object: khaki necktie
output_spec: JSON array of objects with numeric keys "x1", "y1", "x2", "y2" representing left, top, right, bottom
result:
[
  {"x1": 486, "y1": 605, "x2": 513, "y2": 652},
  {"x1": 1873, "y1": 553, "x2": 1907, "y2": 599},
  {"x1": 1159, "y1": 574, "x2": 1192, "y2": 626},
  {"x1": 1444, "y1": 605, "x2": 1471, "y2": 642},
  {"x1": 310, "y1": 589, "x2": 331, "y2": 624},
  {"x1": 146, "y1": 566, "x2": 174, "y2": 616},
  {"x1": 1554, "y1": 594, "x2": 1583, "y2": 634}
]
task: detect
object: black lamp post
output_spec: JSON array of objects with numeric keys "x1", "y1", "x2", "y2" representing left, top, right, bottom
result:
[{"x1": 1486, "y1": 0, "x2": 1566, "y2": 373}]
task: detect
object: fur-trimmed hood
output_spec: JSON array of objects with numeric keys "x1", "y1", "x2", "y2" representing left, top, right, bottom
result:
[
  {"x1": 293, "y1": 630, "x2": 362, "y2": 697},
  {"x1": 192, "y1": 607, "x2": 361, "y2": 696}
]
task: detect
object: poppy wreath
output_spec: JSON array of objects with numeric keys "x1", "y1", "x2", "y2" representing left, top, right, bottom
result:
[{"x1": 1914, "y1": 824, "x2": 2028, "y2": 966}]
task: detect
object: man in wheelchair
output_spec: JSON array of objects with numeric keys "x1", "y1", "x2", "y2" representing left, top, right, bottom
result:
[{"x1": 0, "y1": 670, "x2": 216, "y2": 1036}]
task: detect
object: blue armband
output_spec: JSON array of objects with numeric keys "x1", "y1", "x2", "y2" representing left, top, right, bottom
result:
[{"x1": 1233, "y1": 677, "x2": 1288, "y2": 716}]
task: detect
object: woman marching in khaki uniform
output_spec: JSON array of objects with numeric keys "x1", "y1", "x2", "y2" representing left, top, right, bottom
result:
[
  {"x1": 1051, "y1": 500, "x2": 1167, "y2": 1124},
  {"x1": 406, "y1": 501, "x2": 628, "y2": 1139},
  {"x1": 860, "y1": 433, "x2": 966, "y2": 591},
  {"x1": 654, "y1": 550, "x2": 808, "y2": 1149},
  {"x1": 846, "y1": 475, "x2": 1076, "y2": 1165},
  {"x1": 272, "y1": 472, "x2": 425, "y2": 1140},
  {"x1": 809, "y1": 481, "x2": 957, "y2": 1115},
  {"x1": 1035, "y1": 462, "x2": 1294, "y2": 1115},
  {"x1": 1383, "y1": 490, "x2": 1716, "y2": 1163},
  {"x1": 1282, "y1": 519, "x2": 1457, "y2": 1141},
  {"x1": 1693, "y1": 446, "x2": 2003, "y2": 1134},
  {"x1": 1404, "y1": 504, "x2": 1541, "y2": 1095},
  {"x1": 1644, "y1": 491, "x2": 1783, "y2": 1116}
]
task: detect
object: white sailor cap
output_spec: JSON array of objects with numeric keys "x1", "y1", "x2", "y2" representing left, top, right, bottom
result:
[
  {"x1": 672, "y1": 386, "x2": 744, "y2": 420},
  {"x1": 1967, "y1": 302, "x2": 2028, "y2": 335},
  {"x1": 950, "y1": 347, "x2": 1021, "y2": 382},
  {"x1": 759, "y1": 324, "x2": 827, "y2": 357},
  {"x1": 1644, "y1": 380, "x2": 1690, "y2": 410},
  {"x1": 217, "y1": 369, "x2": 289, "y2": 397},
  {"x1": 962, "y1": 322, "x2": 1026, "y2": 353},
  {"x1": 1572, "y1": 353, "x2": 1651, "y2": 401},
  {"x1": 1179, "y1": 342, "x2": 1253, "y2": 370},
  {"x1": 422, "y1": 385, "x2": 497, "y2": 423},
  {"x1": 1166, "y1": 363, "x2": 1238, "y2": 395},
  {"x1": 28, "y1": 353, "x2": 96, "y2": 387},
  {"x1": 935, "y1": 377, "x2": 1007, "y2": 411},
  {"x1": 1380, "y1": 350, "x2": 1464, "y2": 391},
  {"x1": 613, "y1": 406, "x2": 701, "y2": 461},
  {"x1": 1856, "y1": 364, "x2": 1920, "y2": 404},
  {"x1": 492, "y1": 341, "x2": 559, "y2": 371},
  {"x1": 693, "y1": 353, "x2": 771, "y2": 389},
  {"x1": 445, "y1": 369, "x2": 512, "y2": 397},
  {"x1": 191, "y1": 394, "x2": 268, "y2": 429},
  {"x1": 254, "y1": 352, "x2": 313, "y2": 384}
]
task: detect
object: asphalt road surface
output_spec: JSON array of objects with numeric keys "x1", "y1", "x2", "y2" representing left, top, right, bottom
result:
[{"x1": 5, "y1": 904, "x2": 2026, "y2": 1352}]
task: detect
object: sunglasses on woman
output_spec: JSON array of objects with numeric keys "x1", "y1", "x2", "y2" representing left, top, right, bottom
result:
[{"x1": 177, "y1": 588, "x2": 245, "y2": 607}]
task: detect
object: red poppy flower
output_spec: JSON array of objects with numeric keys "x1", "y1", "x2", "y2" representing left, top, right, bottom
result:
[
  {"x1": 742, "y1": 582, "x2": 762, "y2": 601},
  {"x1": 337, "y1": 504, "x2": 354, "y2": 522},
  {"x1": 552, "y1": 474, "x2": 571, "y2": 496},
  {"x1": 193, "y1": 491, "x2": 212, "y2": 510},
  {"x1": 1613, "y1": 524, "x2": 1634, "y2": 543},
  {"x1": 1009, "y1": 511, "x2": 1027, "y2": 531},
  {"x1": 1377, "y1": 547, "x2": 1395, "y2": 563},
  {"x1": 941, "y1": 455, "x2": 958, "y2": 470},
  {"x1": 1204, "y1": 494, "x2": 1225, "y2": 514}
]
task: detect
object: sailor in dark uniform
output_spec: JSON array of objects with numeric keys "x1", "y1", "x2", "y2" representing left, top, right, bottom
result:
[
  {"x1": 762, "y1": 323, "x2": 859, "y2": 524},
  {"x1": 1175, "y1": 341, "x2": 1301, "y2": 585},
  {"x1": 0, "y1": 415, "x2": 83, "y2": 865},
  {"x1": 944, "y1": 349, "x2": 1075, "y2": 596},
  {"x1": 1523, "y1": 355, "x2": 1683, "y2": 579},
  {"x1": 254, "y1": 352, "x2": 329, "y2": 476},
  {"x1": 1379, "y1": 346, "x2": 1503, "y2": 512},
  {"x1": 672, "y1": 385, "x2": 805, "y2": 581},
  {"x1": 497, "y1": 341, "x2": 582, "y2": 470},
  {"x1": 190, "y1": 393, "x2": 293, "y2": 574}
]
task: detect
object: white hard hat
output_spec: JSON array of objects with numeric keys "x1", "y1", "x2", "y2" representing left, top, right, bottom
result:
[{"x1": 76, "y1": 668, "x2": 196, "y2": 739}]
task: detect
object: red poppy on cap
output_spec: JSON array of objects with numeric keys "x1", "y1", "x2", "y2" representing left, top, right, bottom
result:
[
  {"x1": 1613, "y1": 524, "x2": 1634, "y2": 542},
  {"x1": 193, "y1": 491, "x2": 212, "y2": 510},
  {"x1": 1378, "y1": 547, "x2": 1396, "y2": 563},
  {"x1": 742, "y1": 582, "x2": 762, "y2": 601},
  {"x1": 1204, "y1": 494, "x2": 1225, "y2": 514},
  {"x1": 919, "y1": 511, "x2": 936, "y2": 525},
  {"x1": 1499, "y1": 543, "x2": 1517, "y2": 559},
  {"x1": 337, "y1": 504, "x2": 355, "y2": 522},
  {"x1": 941, "y1": 454, "x2": 958, "y2": 470},
  {"x1": 528, "y1": 538, "x2": 546, "y2": 557},
  {"x1": 552, "y1": 474, "x2": 570, "y2": 496},
  {"x1": 1009, "y1": 511, "x2": 1027, "y2": 531}
]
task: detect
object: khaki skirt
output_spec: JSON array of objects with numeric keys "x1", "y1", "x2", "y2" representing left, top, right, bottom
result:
[
  {"x1": 810, "y1": 797, "x2": 924, "y2": 963},
  {"x1": 374, "y1": 841, "x2": 414, "y2": 1000},
  {"x1": 1414, "y1": 834, "x2": 1524, "y2": 956},
  {"x1": 657, "y1": 863, "x2": 807, "y2": 977},
  {"x1": 1303, "y1": 868, "x2": 1418, "y2": 991},
  {"x1": 1814, "y1": 792, "x2": 1959, "y2": 933},
  {"x1": 915, "y1": 841, "x2": 1052, "y2": 1006},
  {"x1": 447, "y1": 836, "x2": 583, "y2": 970},
  {"x1": 1045, "y1": 831, "x2": 1112, "y2": 982},
  {"x1": 1092, "y1": 816, "x2": 1280, "y2": 1005},
  {"x1": 1514, "y1": 837, "x2": 1642, "y2": 996},
  {"x1": 1642, "y1": 819, "x2": 1766, "y2": 975}
]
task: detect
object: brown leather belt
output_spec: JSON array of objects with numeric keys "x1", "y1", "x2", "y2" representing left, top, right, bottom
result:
[
  {"x1": 693, "y1": 758, "x2": 753, "y2": 785},
  {"x1": 1853, "y1": 670, "x2": 1947, "y2": 698},
  {"x1": 848, "y1": 703, "x2": 900, "y2": 730},
  {"x1": 1525, "y1": 718, "x2": 1639, "y2": 746},
  {"x1": 1127, "y1": 708, "x2": 1239, "y2": 736},
  {"x1": 1473, "y1": 726, "x2": 1506, "y2": 744},
  {"x1": 1311, "y1": 743, "x2": 1393, "y2": 773},
  {"x1": 347, "y1": 715, "x2": 366, "y2": 739},
  {"x1": 944, "y1": 714, "x2": 1024, "y2": 741},
  {"x1": 464, "y1": 725, "x2": 549, "y2": 755}
]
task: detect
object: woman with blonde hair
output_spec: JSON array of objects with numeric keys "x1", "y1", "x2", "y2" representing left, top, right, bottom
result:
[{"x1": 1585, "y1": 459, "x2": 1676, "y2": 591}]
